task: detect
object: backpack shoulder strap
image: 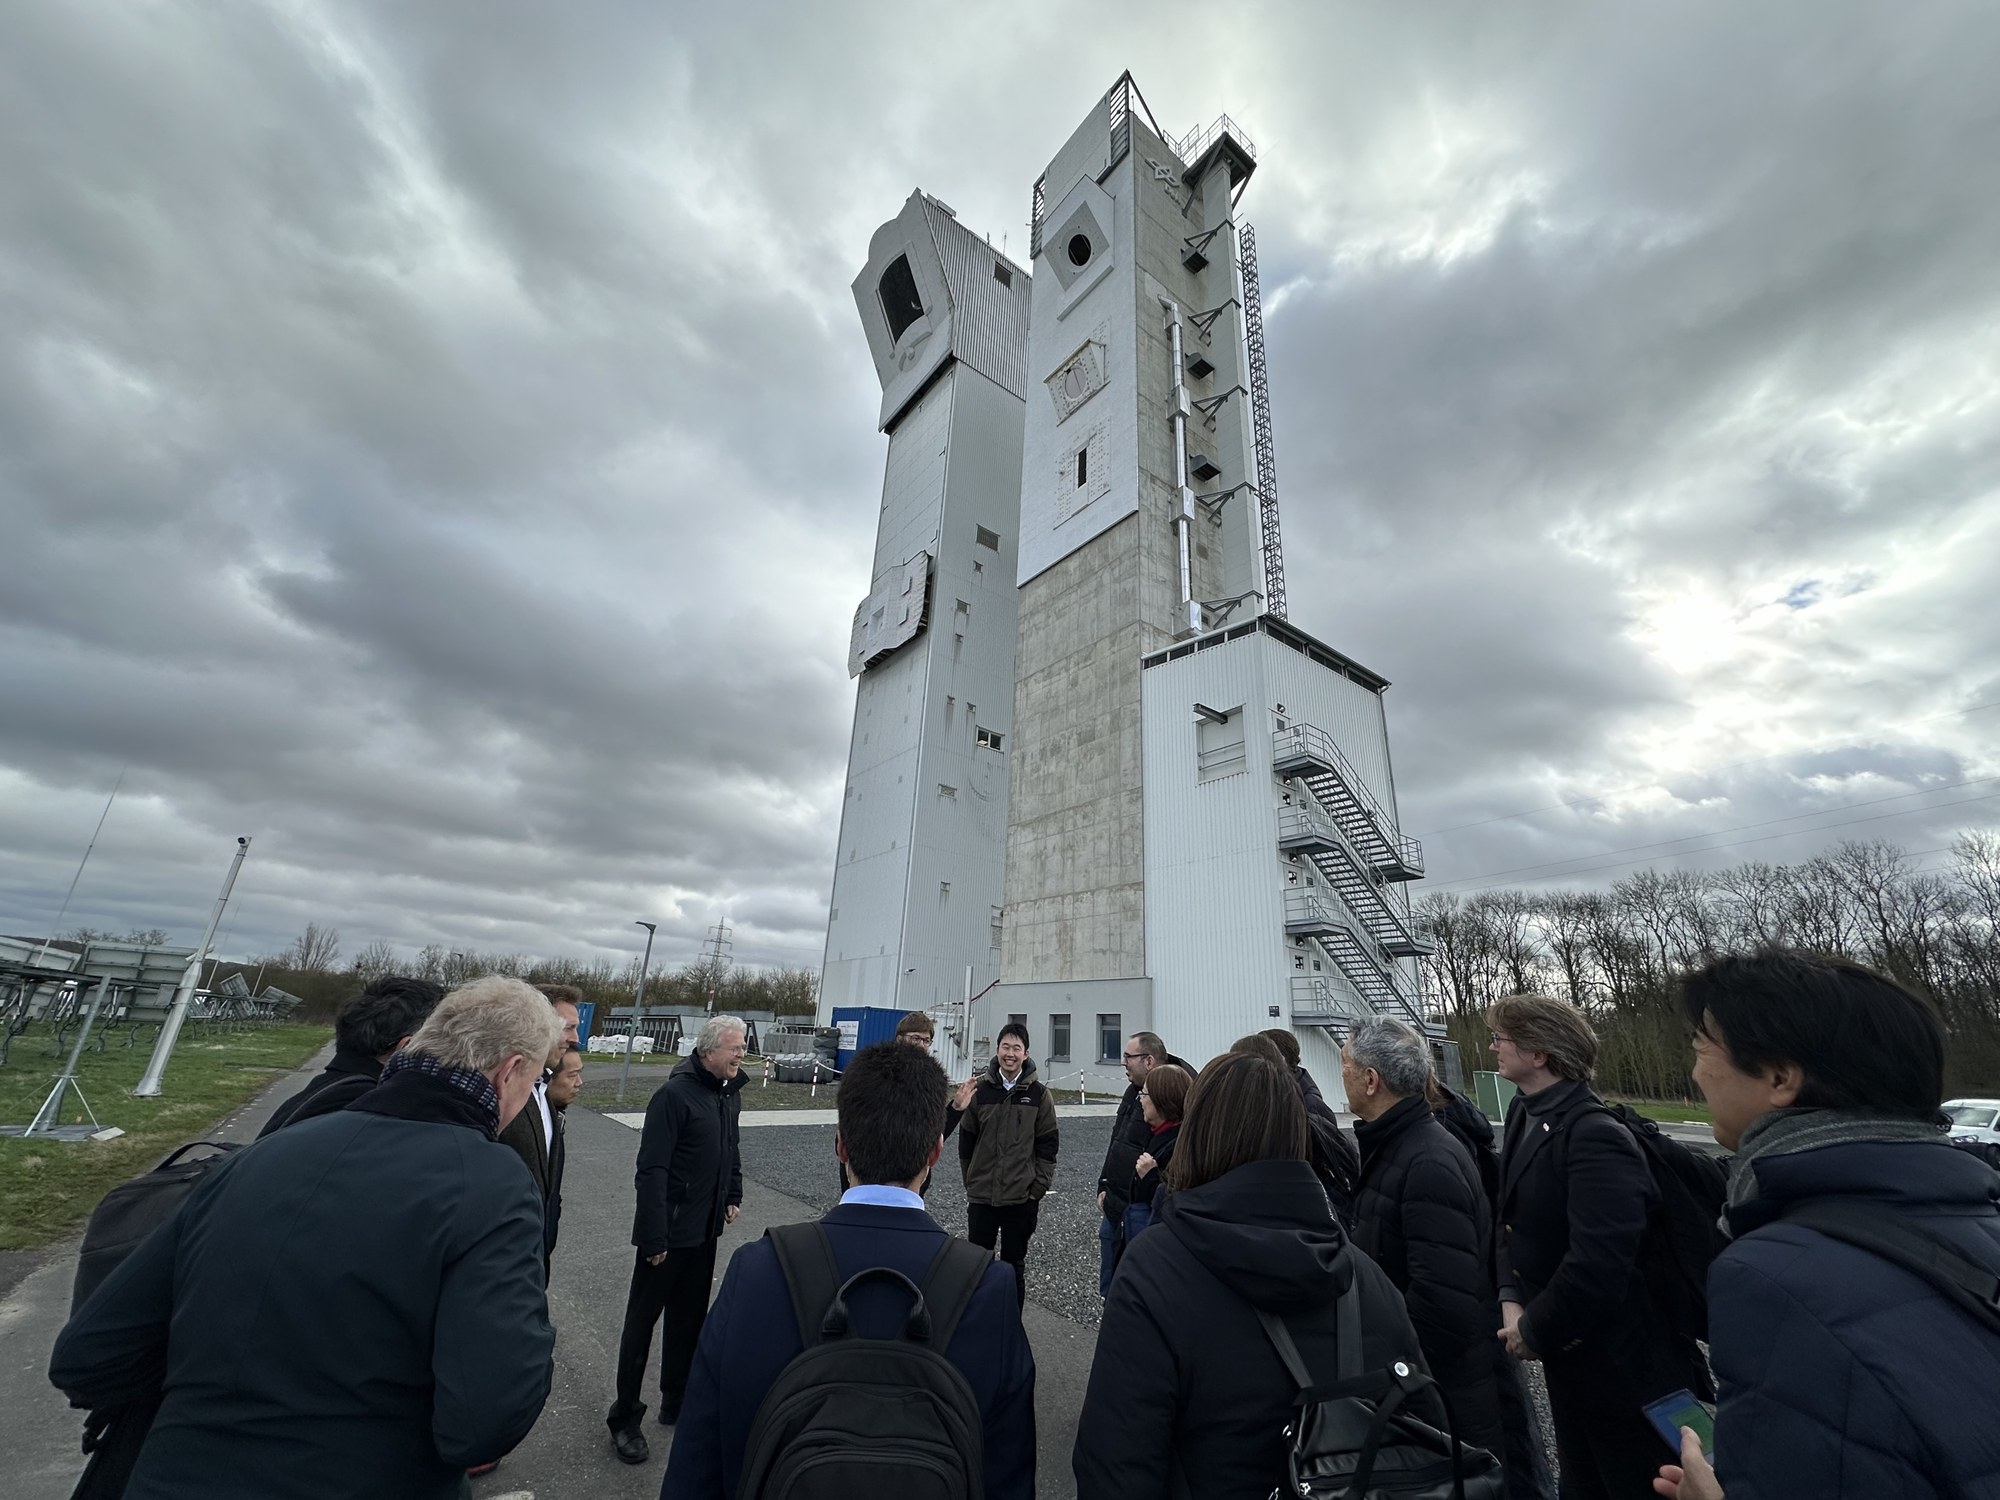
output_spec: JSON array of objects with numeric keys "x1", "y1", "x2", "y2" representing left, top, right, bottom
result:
[
  {"x1": 1778, "y1": 1198, "x2": 2000, "y2": 1337},
  {"x1": 767, "y1": 1222, "x2": 845, "y2": 1348},
  {"x1": 919, "y1": 1235, "x2": 993, "y2": 1352}
]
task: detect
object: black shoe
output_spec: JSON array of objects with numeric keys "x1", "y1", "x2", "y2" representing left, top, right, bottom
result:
[
  {"x1": 612, "y1": 1428, "x2": 649, "y2": 1465},
  {"x1": 655, "y1": 1403, "x2": 682, "y2": 1427}
]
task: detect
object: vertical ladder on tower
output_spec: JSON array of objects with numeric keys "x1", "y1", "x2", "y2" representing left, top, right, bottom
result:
[{"x1": 1239, "y1": 222, "x2": 1287, "y2": 620}]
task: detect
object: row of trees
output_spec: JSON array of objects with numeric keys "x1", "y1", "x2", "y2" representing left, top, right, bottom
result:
[
  {"x1": 1416, "y1": 835, "x2": 2000, "y2": 1098},
  {"x1": 219, "y1": 931, "x2": 819, "y2": 1026}
]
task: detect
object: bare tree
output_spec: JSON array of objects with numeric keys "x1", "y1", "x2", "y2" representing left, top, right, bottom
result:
[
  {"x1": 289, "y1": 923, "x2": 342, "y2": 973},
  {"x1": 349, "y1": 939, "x2": 397, "y2": 982}
]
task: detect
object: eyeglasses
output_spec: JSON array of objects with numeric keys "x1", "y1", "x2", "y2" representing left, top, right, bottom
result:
[
  {"x1": 1489, "y1": 1031, "x2": 1514, "y2": 1047},
  {"x1": 1121, "y1": 1052, "x2": 1146, "y2": 1062}
]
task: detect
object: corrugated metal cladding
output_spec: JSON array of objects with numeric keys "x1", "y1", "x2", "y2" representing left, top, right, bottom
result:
[
  {"x1": 922, "y1": 196, "x2": 1030, "y2": 400},
  {"x1": 1141, "y1": 631, "x2": 1289, "y2": 1068},
  {"x1": 1139, "y1": 628, "x2": 1415, "y2": 1070}
]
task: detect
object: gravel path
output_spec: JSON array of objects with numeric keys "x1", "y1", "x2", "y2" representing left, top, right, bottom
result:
[{"x1": 738, "y1": 1116, "x2": 1118, "y2": 1328}]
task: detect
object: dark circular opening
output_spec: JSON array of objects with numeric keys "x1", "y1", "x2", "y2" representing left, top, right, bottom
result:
[{"x1": 1067, "y1": 233, "x2": 1094, "y2": 268}]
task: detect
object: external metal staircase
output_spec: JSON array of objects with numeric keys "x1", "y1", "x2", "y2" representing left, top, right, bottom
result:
[
  {"x1": 1272, "y1": 723, "x2": 1424, "y2": 880},
  {"x1": 1278, "y1": 804, "x2": 1432, "y2": 959},
  {"x1": 1282, "y1": 890, "x2": 1429, "y2": 1029}
]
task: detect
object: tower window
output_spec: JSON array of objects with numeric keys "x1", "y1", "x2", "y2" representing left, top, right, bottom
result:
[
  {"x1": 1075, "y1": 448, "x2": 1088, "y2": 487},
  {"x1": 976, "y1": 727, "x2": 1004, "y2": 751},
  {"x1": 993, "y1": 262, "x2": 1013, "y2": 288},
  {"x1": 1067, "y1": 233, "x2": 1093, "y2": 268},
  {"x1": 975, "y1": 526, "x2": 1001, "y2": 550},
  {"x1": 879, "y1": 255, "x2": 924, "y2": 342}
]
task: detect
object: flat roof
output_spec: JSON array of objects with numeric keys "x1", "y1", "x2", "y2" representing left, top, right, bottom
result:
[{"x1": 1139, "y1": 613, "x2": 1391, "y2": 694}]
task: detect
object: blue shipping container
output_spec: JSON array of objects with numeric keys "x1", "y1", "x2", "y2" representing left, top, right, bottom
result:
[{"x1": 831, "y1": 1006, "x2": 910, "y2": 1070}]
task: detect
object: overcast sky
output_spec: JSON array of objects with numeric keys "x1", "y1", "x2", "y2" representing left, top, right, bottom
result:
[{"x1": 3, "y1": 1, "x2": 1996, "y2": 976}]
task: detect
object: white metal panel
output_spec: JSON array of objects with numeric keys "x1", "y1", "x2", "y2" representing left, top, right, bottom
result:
[
  {"x1": 1259, "y1": 635, "x2": 1397, "y2": 813},
  {"x1": 1140, "y1": 632, "x2": 1291, "y2": 1069},
  {"x1": 1016, "y1": 156, "x2": 1141, "y2": 586}
]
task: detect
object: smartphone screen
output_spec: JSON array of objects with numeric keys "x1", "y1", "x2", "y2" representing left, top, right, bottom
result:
[{"x1": 1642, "y1": 1390, "x2": 1715, "y2": 1462}]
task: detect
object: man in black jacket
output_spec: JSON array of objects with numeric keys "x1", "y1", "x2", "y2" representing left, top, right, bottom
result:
[
  {"x1": 959, "y1": 1022, "x2": 1059, "y2": 1309},
  {"x1": 543, "y1": 1043, "x2": 584, "y2": 1274},
  {"x1": 50, "y1": 976, "x2": 559, "y2": 1500},
  {"x1": 496, "y1": 985, "x2": 580, "y2": 1219},
  {"x1": 1095, "y1": 1029, "x2": 1187, "y2": 1292},
  {"x1": 1490, "y1": 994, "x2": 1708, "y2": 1500},
  {"x1": 1342, "y1": 1017, "x2": 1508, "y2": 1472},
  {"x1": 606, "y1": 1014, "x2": 747, "y2": 1463},
  {"x1": 257, "y1": 974, "x2": 442, "y2": 1136}
]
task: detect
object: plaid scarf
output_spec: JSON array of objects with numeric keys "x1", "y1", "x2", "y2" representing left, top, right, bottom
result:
[{"x1": 380, "y1": 1048, "x2": 501, "y2": 1135}]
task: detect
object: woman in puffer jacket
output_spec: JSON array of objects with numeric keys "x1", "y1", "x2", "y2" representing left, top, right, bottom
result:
[{"x1": 1073, "y1": 1052, "x2": 1440, "y2": 1499}]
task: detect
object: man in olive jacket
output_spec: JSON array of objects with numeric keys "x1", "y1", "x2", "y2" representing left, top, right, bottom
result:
[
  {"x1": 959, "y1": 1021, "x2": 1059, "y2": 1309},
  {"x1": 605, "y1": 1015, "x2": 747, "y2": 1463}
]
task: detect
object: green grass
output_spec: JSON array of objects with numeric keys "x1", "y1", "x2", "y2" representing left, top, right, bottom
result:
[
  {"x1": 1609, "y1": 1096, "x2": 1713, "y2": 1124},
  {"x1": 0, "y1": 1022, "x2": 331, "y2": 1251}
]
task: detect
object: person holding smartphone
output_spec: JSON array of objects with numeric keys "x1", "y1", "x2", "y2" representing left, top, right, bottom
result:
[{"x1": 1653, "y1": 951, "x2": 2000, "y2": 1500}]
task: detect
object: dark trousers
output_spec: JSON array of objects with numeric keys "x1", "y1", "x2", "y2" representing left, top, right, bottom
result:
[
  {"x1": 607, "y1": 1240, "x2": 717, "y2": 1432},
  {"x1": 1544, "y1": 1364, "x2": 1674, "y2": 1500},
  {"x1": 966, "y1": 1199, "x2": 1038, "y2": 1310}
]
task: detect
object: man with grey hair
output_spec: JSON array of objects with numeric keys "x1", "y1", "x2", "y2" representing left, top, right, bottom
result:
[
  {"x1": 52, "y1": 976, "x2": 559, "y2": 1499},
  {"x1": 1342, "y1": 1016, "x2": 1510, "y2": 1481},
  {"x1": 607, "y1": 1014, "x2": 747, "y2": 1463}
]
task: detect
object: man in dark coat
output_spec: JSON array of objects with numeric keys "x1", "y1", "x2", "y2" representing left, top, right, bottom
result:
[
  {"x1": 663, "y1": 1040, "x2": 1035, "y2": 1499},
  {"x1": 1094, "y1": 1029, "x2": 1189, "y2": 1292},
  {"x1": 1657, "y1": 951, "x2": 2000, "y2": 1500},
  {"x1": 1342, "y1": 1018, "x2": 1508, "y2": 1470},
  {"x1": 257, "y1": 974, "x2": 442, "y2": 1136},
  {"x1": 606, "y1": 1014, "x2": 747, "y2": 1462},
  {"x1": 49, "y1": 977, "x2": 559, "y2": 1500},
  {"x1": 958, "y1": 1021, "x2": 1059, "y2": 1309},
  {"x1": 496, "y1": 986, "x2": 580, "y2": 1215},
  {"x1": 1490, "y1": 994, "x2": 1707, "y2": 1500}
]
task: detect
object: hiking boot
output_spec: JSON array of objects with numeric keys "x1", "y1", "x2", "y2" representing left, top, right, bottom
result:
[{"x1": 612, "y1": 1428, "x2": 649, "y2": 1465}]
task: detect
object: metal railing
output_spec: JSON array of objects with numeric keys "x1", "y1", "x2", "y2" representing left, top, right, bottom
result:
[
  {"x1": 1174, "y1": 113, "x2": 1257, "y2": 169},
  {"x1": 1272, "y1": 722, "x2": 1425, "y2": 878}
]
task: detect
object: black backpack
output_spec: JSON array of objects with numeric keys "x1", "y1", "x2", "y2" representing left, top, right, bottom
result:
[
  {"x1": 741, "y1": 1223, "x2": 992, "y2": 1500},
  {"x1": 1568, "y1": 1101, "x2": 1728, "y2": 1344},
  {"x1": 1261, "y1": 1270, "x2": 1505, "y2": 1500},
  {"x1": 67, "y1": 1139, "x2": 242, "y2": 1500},
  {"x1": 72, "y1": 1140, "x2": 242, "y2": 1315}
]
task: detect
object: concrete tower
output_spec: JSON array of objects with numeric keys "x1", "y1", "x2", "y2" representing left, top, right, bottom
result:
[
  {"x1": 819, "y1": 193, "x2": 1031, "y2": 1065},
  {"x1": 985, "y1": 77, "x2": 1433, "y2": 1090}
]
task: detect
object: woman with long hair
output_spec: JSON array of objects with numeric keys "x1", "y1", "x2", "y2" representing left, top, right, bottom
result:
[{"x1": 1072, "y1": 1052, "x2": 1439, "y2": 1498}]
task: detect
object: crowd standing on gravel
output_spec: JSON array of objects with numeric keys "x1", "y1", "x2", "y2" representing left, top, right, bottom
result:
[{"x1": 44, "y1": 950, "x2": 2000, "y2": 1499}]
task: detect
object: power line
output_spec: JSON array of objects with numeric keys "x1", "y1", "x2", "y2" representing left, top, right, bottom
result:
[
  {"x1": 1413, "y1": 697, "x2": 2000, "y2": 840},
  {"x1": 1429, "y1": 788, "x2": 2000, "y2": 895}
]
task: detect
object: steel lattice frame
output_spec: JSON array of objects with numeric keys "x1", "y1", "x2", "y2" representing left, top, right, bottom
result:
[{"x1": 1238, "y1": 222, "x2": 1288, "y2": 619}]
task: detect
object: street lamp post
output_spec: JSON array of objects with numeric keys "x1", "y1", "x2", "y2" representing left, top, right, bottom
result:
[{"x1": 618, "y1": 921, "x2": 657, "y2": 1105}]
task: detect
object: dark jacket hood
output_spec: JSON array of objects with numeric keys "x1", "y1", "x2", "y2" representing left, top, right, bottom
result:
[{"x1": 1162, "y1": 1157, "x2": 1353, "y2": 1312}]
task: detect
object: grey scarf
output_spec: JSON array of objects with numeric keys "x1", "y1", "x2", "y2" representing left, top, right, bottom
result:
[{"x1": 1723, "y1": 1106, "x2": 1946, "y2": 1232}]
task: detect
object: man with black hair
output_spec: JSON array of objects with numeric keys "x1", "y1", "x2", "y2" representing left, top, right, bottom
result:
[
  {"x1": 1654, "y1": 950, "x2": 2000, "y2": 1500},
  {"x1": 958, "y1": 1020, "x2": 1059, "y2": 1309},
  {"x1": 662, "y1": 1040, "x2": 1035, "y2": 1499},
  {"x1": 259, "y1": 975, "x2": 444, "y2": 1136}
]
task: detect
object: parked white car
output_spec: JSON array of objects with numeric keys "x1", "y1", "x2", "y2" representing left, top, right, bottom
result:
[{"x1": 1943, "y1": 1099, "x2": 2000, "y2": 1145}]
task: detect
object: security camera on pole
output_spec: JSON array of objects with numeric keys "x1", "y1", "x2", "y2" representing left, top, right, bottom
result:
[{"x1": 134, "y1": 836, "x2": 251, "y2": 1098}]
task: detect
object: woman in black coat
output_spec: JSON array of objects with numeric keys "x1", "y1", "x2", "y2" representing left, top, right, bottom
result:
[{"x1": 1073, "y1": 1052, "x2": 1441, "y2": 1500}]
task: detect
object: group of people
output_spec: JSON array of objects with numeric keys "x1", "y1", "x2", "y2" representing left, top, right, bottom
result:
[{"x1": 44, "y1": 948, "x2": 2000, "y2": 1499}]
